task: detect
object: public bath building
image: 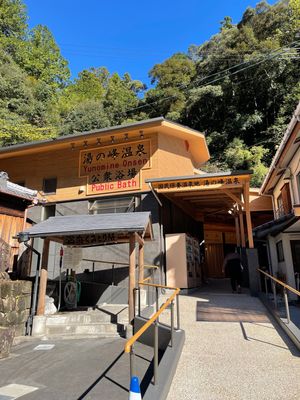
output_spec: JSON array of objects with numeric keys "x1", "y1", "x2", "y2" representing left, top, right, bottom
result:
[{"x1": 0, "y1": 118, "x2": 272, "y2": 310}]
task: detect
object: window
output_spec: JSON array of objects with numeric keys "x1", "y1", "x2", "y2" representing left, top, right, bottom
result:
[
  {"x1": 42, "y1": 205, "x2": 56, "y2": 221},
  {"x1": 276, "y1": 240, "x2": 284, "y2": 262},
  {"x1": 89, "y1": 196, "x2": 136, "y2": 214},
  {"x1": 43, "y1": 178, "x2": 57, "y2": 194},
  {"x1": 276, "y1": 194, "x2": 284, "y2": 218}
]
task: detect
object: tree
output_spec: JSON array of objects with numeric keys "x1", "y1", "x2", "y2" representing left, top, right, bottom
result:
[
  {"x1": 144, "y1": 53, "x2": 195, "y2": 119},
  {"x1": 18, "y1": 25, "x2": 70, "y2": 89},
  {"x1": 103, "y1": 72, "x2": 144, "y2": 124},
  {"x1": 0, "y1": 115, "x2": 56, "y2": 146},
  {"x1": 223, "y1": 138, "x2": 269, "y2": 187},
  {"x1": 60, "y1": 101, "x2": 110, "y2": 135},
  {"x1": 0, "y1": 0, "x2": 27, "y2": 38}
]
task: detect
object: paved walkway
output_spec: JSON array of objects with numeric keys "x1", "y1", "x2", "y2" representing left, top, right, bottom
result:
[
  {"x1": 0, "y1": 337, "x2": 152, "y2": 399},
  {"x1": 167, "y1": 283, "x2": 300, "y2": 400}
]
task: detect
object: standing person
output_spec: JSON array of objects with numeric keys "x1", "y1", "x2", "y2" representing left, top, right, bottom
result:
[{"x1": 222, "y1": 250, "x2": 243, "y2": 293}]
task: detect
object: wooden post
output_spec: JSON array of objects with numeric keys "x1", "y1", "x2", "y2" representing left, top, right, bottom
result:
[
  {"x1": 244, "y1": 181, "x2": 254, "y2": 248},
  {"x1": 138, "y1": 243, "x2": 144, "y2": 284},
  {"x1": 37, "y1": 238, "x2": 50, "y2": 316},
  {"x1": 129, "y1": 233, "x2": 136, "y2": 323},
  {"x1": 234, "y1": 212, "x2": 241, "y2": 248},
  {"x1": 239, "y1": 206, "x2": 246, "y2": 248}
]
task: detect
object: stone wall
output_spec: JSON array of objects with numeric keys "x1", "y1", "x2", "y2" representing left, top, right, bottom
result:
[{"x1": 0, "y1": 280, "x2": 32, "y2": 358}]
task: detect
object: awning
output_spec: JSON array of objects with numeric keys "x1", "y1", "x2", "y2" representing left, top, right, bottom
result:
[
  {"x1": 253, "y1": 212, "x2": 299, "y2": 239},
  {"x1": 18, "y1": 212, "x2": 153, "y2": 246},
  {"x1": 146, "y1": 170, "x2": 253, "y2": 222}
]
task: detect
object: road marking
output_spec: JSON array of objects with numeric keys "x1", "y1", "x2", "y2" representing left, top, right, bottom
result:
[
  {"x1": 0, "y1": 384, "x2": 38, "y2": 399},
  {"x1": 34, "y1": 344, "x2": 55, "y2": 351}
]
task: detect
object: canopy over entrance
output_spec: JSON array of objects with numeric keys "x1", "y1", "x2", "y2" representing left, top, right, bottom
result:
[
  {"x1": 18, "y1": 212, "x2": 153, "y2": 323},
  {"x1": 147, "y1": 170, "x2": 254, "y2": 248},
  {"x1": 20, "y1": 212, "x2": 153, "y2": 244}
]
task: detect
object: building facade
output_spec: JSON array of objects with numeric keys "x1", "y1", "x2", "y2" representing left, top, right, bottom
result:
[
  {"x1": 0, "y1": 118, "x2": 272, "y2": 307},
  {"x1": 254, "y1": 102, "x2": 300, "y2": 290},
  {"x1": 0, "y1": 171, "x2": 37, "y2": 275}
]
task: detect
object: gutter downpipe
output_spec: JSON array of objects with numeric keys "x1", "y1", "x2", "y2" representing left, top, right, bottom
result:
[{"x1": 23, "y1": 241, "x2": 41, "y2": 336}]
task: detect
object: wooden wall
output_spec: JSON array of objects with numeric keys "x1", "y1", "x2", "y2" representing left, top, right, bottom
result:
[
  {"x1": 0, "y1": 131, "x2": 197, "y2": 203},
  {"x1": 0, "y1": 213, "x2": 24, "y2": 271}
]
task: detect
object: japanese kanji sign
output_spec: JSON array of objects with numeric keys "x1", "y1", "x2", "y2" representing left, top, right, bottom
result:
[
  {"x1": 63, "y1": 232, "x2": 128, "y2": 247},
  {"x1": 152, "y1": 175, "x2": 246, "y2": 192},
  {"x1": 79, "y1": 139, "x2": 151, "y2": 195}
]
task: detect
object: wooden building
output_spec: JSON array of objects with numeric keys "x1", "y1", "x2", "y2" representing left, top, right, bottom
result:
[
  {"x1": 0, "y1": 118, "x2": 272, "y2": 304},
  {"x1": 253, "y1": 101, "x2": 300, "y2": 290},
  {"x1": 0, "y1": 171, "x2": 37, "y2": 273}
]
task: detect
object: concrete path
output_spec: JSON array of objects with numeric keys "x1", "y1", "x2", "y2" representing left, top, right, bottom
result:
[
  {"x1": 0, "y1": 337, "x2": 153, "y2": 399},
  {"x1": 167, "y1": 286, "x2": 300, "y2": 400}
]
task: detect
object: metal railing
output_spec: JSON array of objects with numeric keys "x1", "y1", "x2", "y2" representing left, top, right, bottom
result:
[
  {"x1": 258, "y1": 268, "x2": 300, "y2": 324},
  {"x1": 124, "y1": 277, "x2": 180, "y2": 385}
]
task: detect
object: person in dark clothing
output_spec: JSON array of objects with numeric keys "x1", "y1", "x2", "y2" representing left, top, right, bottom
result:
[{"x1": 222, "y1": 252, "x2": 243, "y2": 293}]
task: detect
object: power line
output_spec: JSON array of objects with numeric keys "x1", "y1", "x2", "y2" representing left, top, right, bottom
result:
[{"x1": 110, "y1": 40, "x2": 300, "y2": 119}]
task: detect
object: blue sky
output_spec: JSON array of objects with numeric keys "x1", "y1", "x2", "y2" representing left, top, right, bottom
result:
[{"x1": 24, "y1": 0, "x2": 277, "y2": 86}]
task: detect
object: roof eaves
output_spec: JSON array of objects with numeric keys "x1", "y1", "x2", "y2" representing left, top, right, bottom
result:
[
  {"x1": 0, "y1": 117, "x2": 166, "y2": 155},
  {"x1": 145, "y1": 170, "x2": 253, "y2": 183},
  {"x1": 260, "y1": 101, "x2": 300, "y2": 194}
]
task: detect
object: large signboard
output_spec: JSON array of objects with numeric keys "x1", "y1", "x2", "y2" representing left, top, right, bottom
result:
[
  {"x1": 152, "y1": 175, "x2": 247, "y2": 192},
  {"x1": 79, "y1": 139, "x2": 151, "y2": 195}
]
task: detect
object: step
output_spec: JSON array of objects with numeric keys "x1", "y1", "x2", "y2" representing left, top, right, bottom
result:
[
  {"x1": 96, "y1": 304, "x2": 129, "y2": 324},
  {"x1": 46, "y1": 322, "x2": 119, "y2": 336},
  {"x1": 38, "y1": 333, "x2": 121, "y2": 341},
  {"x1": 45, "y1": 311, "x2": 111, "y2": 325}
]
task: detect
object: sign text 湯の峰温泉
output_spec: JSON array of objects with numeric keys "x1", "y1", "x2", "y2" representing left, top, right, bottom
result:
[{"x1": 79, "y1": 140, "x2": 151, "y2": 195}]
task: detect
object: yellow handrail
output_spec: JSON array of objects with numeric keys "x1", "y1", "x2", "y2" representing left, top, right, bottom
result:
[
  {"x1": 257, "y1": 268, "x2": 300, "y2": 296},
  {"x1": 124, "y1": 279, "x2": 180, "y2": 354},
  {"x1": 82, "y1": 259, "x2": 159, "y2": 269}
]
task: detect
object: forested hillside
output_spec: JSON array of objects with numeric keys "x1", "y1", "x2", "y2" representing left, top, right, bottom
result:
[{"x1": 0, "y1": 0, "x2": 299, "y2": 186}]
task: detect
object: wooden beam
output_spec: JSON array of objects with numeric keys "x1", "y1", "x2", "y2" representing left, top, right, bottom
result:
[
  {"x1": 135, "y1": 232, "x2": 145, "y2": 247},
  {"x1": 128, "y1": 233, "x2": 136, "y2": 323},
  {"x1": 244, "y1": 181, "x2": 254, "y2": 248},
  {"x1": 37, "y1": 238, "x2": 50, "y2": 316},
  {"x1": 238, "y1": 206, "x2": 246, "y2": 248},
  {"x1": 234, "y1": 213, "x2": 241, "y2": 247},
  {"x1": 173, "y1": 187, "x2": 243, "y2": 198},
  {"x1": 221, "y1": 189, "x2": 244, "y2": 207}
]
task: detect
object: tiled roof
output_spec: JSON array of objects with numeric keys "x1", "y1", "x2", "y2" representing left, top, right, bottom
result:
[{"x1": 0, "y1": 172, "x2": 37, "y2": 201}]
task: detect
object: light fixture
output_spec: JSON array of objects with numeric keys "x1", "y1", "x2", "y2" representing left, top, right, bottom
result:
[
  {"x1": 140, "y1": 130, "x2": 144, "y2": 139},
  {"x1": 124, "y1": 133, "x2": 129, "y2": 141},
  {"x1": 83, "y1": 141, "x2": 88, "y2": 148},
  {"x1": 78, "y1": 186, "x2": 85, "y2": 194},
  {"x1": 70, "y1": 143, "x2": 75, "y2": 151},
  {"x1": 97, "y1": 138, "x2": 101, "y2": 146},
  {"x1": 18, "y1": 232, "x2": 30, "y2": 243},
  {"x1": 111, "y1": 136, "x2": 115, "y2": 144}
]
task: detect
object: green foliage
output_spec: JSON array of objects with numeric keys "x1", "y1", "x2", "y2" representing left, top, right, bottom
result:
[
  {"x1": 145, "y1": 53, "x2": 195, "y2": 119},
  {"x1": 0, "y1": 0, "x2": 27, "y2": 38},
  {"x1": 60, "y1": 101, "x2": 110, "y2": 135},
  {"x1": 0, "y1": 0, "x2": 298, "y2": 191},
  {"x1": 0, "y1": 115, "x2": 56, "y2": 147},
  {"x1": 17, "y1": 25, "x2": 70, "y2": 89},
  {"x1": 223, "y1": 138, "x2": 269, "y2": 186}
]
